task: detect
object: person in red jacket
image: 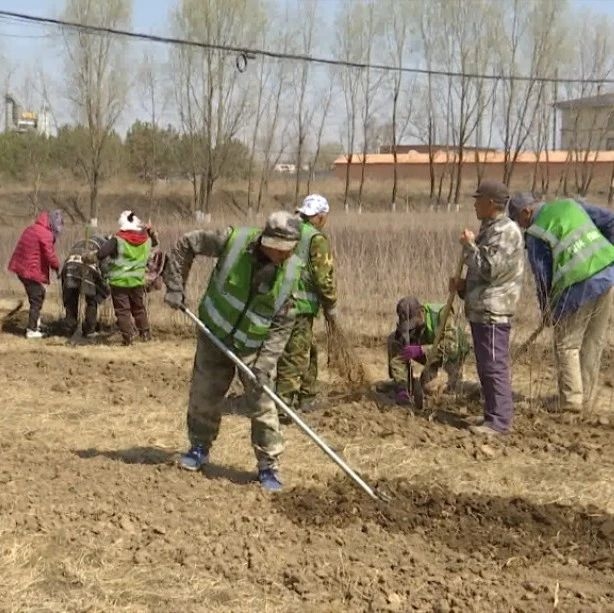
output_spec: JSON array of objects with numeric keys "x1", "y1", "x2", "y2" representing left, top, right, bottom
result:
[{"x1": 8, "y1": 210, "x2": 64, "y2": 338}]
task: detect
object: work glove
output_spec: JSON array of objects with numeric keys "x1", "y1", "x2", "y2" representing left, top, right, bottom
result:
[
  {"x1": 395, "y1": 388, "x2": 412, "y2": 406},
  {"x1": 400, "y1": 344, "x2": 425, "y2": 362},
  {"x1": 164, "y1": 290, "x2": 185, "y2": 310}
]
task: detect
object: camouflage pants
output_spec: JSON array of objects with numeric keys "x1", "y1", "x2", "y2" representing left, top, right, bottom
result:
[
  {"x1": 387, "y1": 332, "x2": 466, "y2": 394},
  {"x1": 276, "y1": 314, "x2": 318, "y2": 406},
  {"x1": 187, "y1": 332, "x2": 283, "y2": 470}
]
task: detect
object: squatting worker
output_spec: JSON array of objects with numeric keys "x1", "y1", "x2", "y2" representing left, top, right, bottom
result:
[
  {"x1": 163, "y1": 211, "x2": 303, "y2": 492},
  {"x1": 276, "y1": 194, "x2": 337, "y2": 417},
  {"x1": 508, "y1": 193, "x2": 614, "y2": 413},
  {"x1": 450, "y1": 180, "x2": 524, "y2": 436},
  {"x1": 385, "y1": 295, "x2": 469, "y2": 406}
]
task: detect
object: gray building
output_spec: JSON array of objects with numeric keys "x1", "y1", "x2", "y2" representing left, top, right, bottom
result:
[{"x1": 554, "y1": 93, "x2": 614, "y2": 151}]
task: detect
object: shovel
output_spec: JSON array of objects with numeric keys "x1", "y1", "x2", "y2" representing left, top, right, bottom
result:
[{"x1": 181, "y1": 306, "x2": 390, "y2": 502}]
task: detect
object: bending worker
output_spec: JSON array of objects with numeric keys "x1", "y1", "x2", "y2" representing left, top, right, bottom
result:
[
  {"x1": 61, "y1": 235, "x2": 110, "y2": 338},
  {"x1": 508, "y1": 193, "x2": 614, "y2": 414},
  {"x1": 276, "y1": 194, "x2": 337, "y2": 415},
  {"x1": 163, "y1": 211, "x2": 303, "y2": 492}
]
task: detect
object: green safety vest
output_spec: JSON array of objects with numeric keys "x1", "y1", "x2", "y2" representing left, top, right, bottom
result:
[
  {"x1": 294, "y1": 221, "x2": 322, "y2": 315},
  {"x1": 421, "y1": 303, "x2": 444, "y2": 345},
  {"x1": 526, "y1": 199, "x2": 614, "y2": 299},
  {"x1": 107, "y1": 236, "x2": 151, "y2": 288},
  {"x1": 198, "y1": 227, "x2": 303, "y2": 355}
]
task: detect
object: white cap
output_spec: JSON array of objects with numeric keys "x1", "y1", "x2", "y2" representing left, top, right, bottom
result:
[
  {"x1": 297, "y1": 194, "x2": 329, "y2": 217},
  {"x1": 118, "y1": 210, "x2": 144, "y2": 232}
]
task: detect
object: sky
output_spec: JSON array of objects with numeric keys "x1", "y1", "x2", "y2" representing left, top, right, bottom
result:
[{"x1": 0, "y1": 0, "x2": 613, "y2": 136}]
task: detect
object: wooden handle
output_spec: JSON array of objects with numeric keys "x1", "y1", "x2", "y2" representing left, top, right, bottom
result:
[{"x1": 425, "y1": 251, "x2": 465, "y2": 367}]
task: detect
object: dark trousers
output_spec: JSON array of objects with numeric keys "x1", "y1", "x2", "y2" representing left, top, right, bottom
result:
[
  {"x1": 63, "y1": 286, "x2": 98, "y2": 335},
  {"x1": 110, "y1": 285, "x2": 149, "y2": 343},
  {"x1": 470, "y1": 322, "x2": 514, "y2": 433},
  {"x1": 19, "y1": 276, "x2": 45, "y2": 330}
]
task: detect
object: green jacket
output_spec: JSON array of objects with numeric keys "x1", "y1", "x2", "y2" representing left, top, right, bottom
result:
[
  {"x1": 420, "y1": 303, "x2": 468, "y2": 362},
  {"x1": 527, "y1": 198, "x2": 614, "y2": 298},
  {"x1": 198, "y1": 227, "x2": 302, "y2": 355},
  {"x1": 107, "y1": 237, "x2": 151, "y2": 288}
]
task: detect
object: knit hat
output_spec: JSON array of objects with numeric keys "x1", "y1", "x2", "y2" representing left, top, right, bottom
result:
[
  {"x1": 297, "y1": 194, "x2": 330, "y2": 217},
  {"x1": 396, "y1": 296, "x2": 424, "y2": 343},
  {"x1": 261, "y1": 210, "x2": 301, "y2": 251},
  {"x1": 507, "y1": 192, "x2": 539, "y2": 221},
  {"x1": 118, "y1": 210, "x2": 144, "y2": 232}
]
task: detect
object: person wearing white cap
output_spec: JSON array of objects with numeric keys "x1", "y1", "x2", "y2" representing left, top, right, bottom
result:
[
  {"x1": 163, "y1": 210, "x2": 303, "y2": 492},
  {"x1": 84, "y1": 210, "x2": 158, "y2": 345},
  {"x1": 276, "y1": 194, "x2": 338, "y2": 416}
]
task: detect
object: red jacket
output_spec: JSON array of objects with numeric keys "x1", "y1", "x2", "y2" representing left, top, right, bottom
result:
[{"x1": 8, "y1": 211, "x2": 60, "y2": 284}]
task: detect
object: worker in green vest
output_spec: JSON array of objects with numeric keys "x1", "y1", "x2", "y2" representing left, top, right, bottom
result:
[
  {"x1": 85, "y1": 210, "x2": 157, "y2": 345},
  {"x1": 384, "y1": 295, "x2": 469, "y2": 406},
  {"x1": 276, "y1": 194, "x2": 337, "y2": 417},
  {"x1": 508, "y1": 194, "x2": 614, "y2": 414},
  {"x1": 163, "y1": 211, "x2": 302, "y2": 492}
]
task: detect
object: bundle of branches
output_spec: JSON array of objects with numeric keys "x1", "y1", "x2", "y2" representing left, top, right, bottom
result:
[{"x1": 325, "y1": 317, "x2": 369, "y2": 389}]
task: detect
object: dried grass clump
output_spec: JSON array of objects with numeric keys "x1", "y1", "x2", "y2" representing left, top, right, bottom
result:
[{"x1": 326, "y1": 317, "x2": 369, "y2": 387}]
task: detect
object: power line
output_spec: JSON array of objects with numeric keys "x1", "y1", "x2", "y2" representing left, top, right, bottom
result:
[{"x1": 0, "y1": 9, "x2": 612, "y2": 86}]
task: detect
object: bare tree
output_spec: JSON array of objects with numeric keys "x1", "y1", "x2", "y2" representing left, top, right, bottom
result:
[
  {"x1": 435, "y1": 0, "x2": 496, "y2": 205},
  {"x1": 383, "y1": 0, "x2": 414, "y2": 211},
  {"x1": 307, "y1": 75, "x2": 334, "y2": 194},
  {"x1": 336, "y1": 0, "x2": 362, "y2": 212},
  {"x1": 495, "y1": 0, "x2": 565, "y2": 186},
  {"x1": 61, "y1": 0, "x2": 132, "y2": 226},
  {"x1": 172, "y1": 0, "x2": 265, "y2": 221},
  {"x1": 289, "y1": 0, "x2": 318, "y2": 208},
  {"x1": 356, "y1": 1, "x2": 383, "y2": 213}
]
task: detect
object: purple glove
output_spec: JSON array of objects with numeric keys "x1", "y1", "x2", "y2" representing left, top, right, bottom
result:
[
  {"x1": 395, "y1": 388, "x2": 412, "y2": 406},
  {"x1": 400, "y1": 344, "x2": 425, "y2": 362}
]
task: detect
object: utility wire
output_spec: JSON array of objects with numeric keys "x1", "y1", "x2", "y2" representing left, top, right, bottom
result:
[{"x1": 0, "y1": 9, "x2": 612, "y2": 86}]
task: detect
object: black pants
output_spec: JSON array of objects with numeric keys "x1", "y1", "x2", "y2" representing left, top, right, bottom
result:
[
  {"x1": 110, "y1": 285, "x2": 149, "y2": 343},
  {"x1": 63, "y1": 286, "x2": 99, "y2": 335},
  {"x1": 19, "y1": 276, "x2": 46, "y2": 330}
]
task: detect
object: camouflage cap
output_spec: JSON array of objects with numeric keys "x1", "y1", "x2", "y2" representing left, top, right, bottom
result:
[
  {"x1": 472, "y1": 179, "x2": 509, "y2": 204},
  {"x1": 261, "y1": 210, "x2": 301, "y2": 251}
]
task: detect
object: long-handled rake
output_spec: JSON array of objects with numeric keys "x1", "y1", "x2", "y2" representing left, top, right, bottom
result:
[{"x1": 181, "y1": 306, "x2": 390, "y2": 502}]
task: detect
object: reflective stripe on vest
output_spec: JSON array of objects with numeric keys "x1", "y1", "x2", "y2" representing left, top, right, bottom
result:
[
  {"x1": 294, "y1": 221, "x2": 322, "y2": 315},
  {"x1": 526, "y1": 199, "x2": 614, "y2": 297},
  {"x1": 199, "y1": 227, "x2": 302, "y2": 354},
  {"x1": 107, "y1": 237, "x2": 151, "y2": 287}
]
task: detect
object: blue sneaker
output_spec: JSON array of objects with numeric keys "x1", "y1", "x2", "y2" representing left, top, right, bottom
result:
[
  {"x1": 258, "y1": 468, "x2": 283, "y2": 492},
  {"x1": 179, "y1": 445, "x2": 209, "y2": 471}
]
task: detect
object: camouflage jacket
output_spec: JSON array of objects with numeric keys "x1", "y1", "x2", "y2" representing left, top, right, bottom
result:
[
  {"x1": 306, "y1": 229, "x2": 337, "y2": 314},
  {"x1": 163, "y1": 227, "x2": 296, "y2": 378},
  {"x1": 462, "y1": 214, "x2": 524, "y2": 324}
]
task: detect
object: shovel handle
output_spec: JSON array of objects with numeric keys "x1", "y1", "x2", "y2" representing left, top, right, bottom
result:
[{"x1": 425, "y1": 252, "x2": 465, "y2": 368}]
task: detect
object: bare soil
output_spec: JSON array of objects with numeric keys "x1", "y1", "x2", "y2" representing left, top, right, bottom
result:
[{"x1": 1, "y1": 302, "x2": 613, "y2": 612}]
